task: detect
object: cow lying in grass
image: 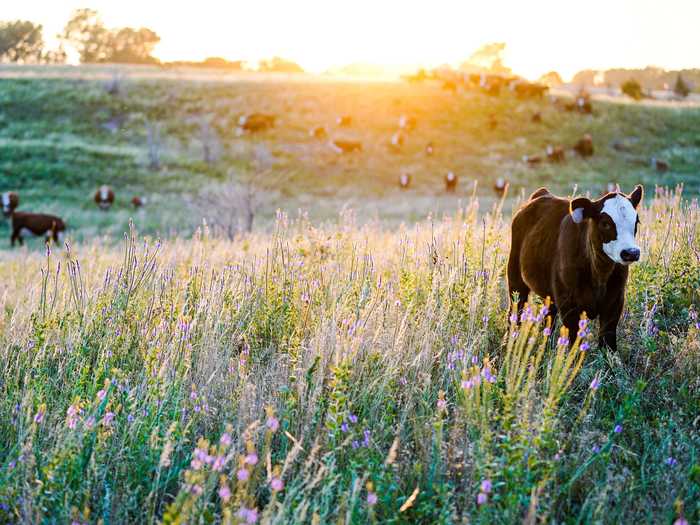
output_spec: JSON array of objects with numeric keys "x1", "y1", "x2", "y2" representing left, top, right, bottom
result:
[
  {"x1": 508, "y1": 185, "x2": 643, "y2": 350},
  {"x1": 2, "y1": 191, "x2": 19, "y2": 217},
  {"x1": 11, "y1": 211, "x2": 66, "y2": 246}
]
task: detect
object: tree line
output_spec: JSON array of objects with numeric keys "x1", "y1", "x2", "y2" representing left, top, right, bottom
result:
[{"x1": 0, "y1": 8, "x2": 304, "y2": 72}]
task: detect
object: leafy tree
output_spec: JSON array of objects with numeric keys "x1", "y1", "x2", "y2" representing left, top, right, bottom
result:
[
  {"x1": 61, "y1": 8, "x2": 160, "y2": 64},
  {"x1": 0, "y1": 20, "x2": 44, "y2": 63},
  {"x1": 538, "y1": 71, "x2": 563, "y2": 87},
  {"x1": 674, "y1": 74, "x2": 690, "y2": 98},
  {"x1": 621, "y1": 79, "x2": 643, "y2": 100},
  {"x1": 258, "y1": 56, "x2": 303, "y2": 73},
  {"x1": 460, "y1": 42, "x2": 511, "y2": 75}
]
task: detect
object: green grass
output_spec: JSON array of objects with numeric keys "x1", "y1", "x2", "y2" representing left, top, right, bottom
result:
[
  {"x1": 1, "y1": 71, "x2": 700, "y2": 243},
  {"x1": 0, "y1": 189, "x2": 697, "y2": 524}
]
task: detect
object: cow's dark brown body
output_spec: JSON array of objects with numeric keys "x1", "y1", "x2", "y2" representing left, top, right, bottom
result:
[
  {"x1": 508, "y1": 186, "x2": 642, "y2": 350},
  {"x1": 11, "y1": 211, "x2": 66, "y2": 246}
]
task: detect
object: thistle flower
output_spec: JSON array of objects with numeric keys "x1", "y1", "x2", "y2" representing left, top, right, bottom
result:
[
  {"x1": 477, "y1": 492, "x2": 488, "y2": 505},
  {"x1": 244, "y1": 453, "x2": 258, "y2": 465},
  {"x1": 237, "y1": 507, "x2": 258, "y2": 524},
  {"x1": 213, "y1": 455, "x2": 226, "y2": 471},
  {"x1": 34, "y1": 406, "x2": 45, "y2": 424},
  {"x1": 102, "y1": 412, "x2": 115, "y2": 426},
  {"x1": 673, "y1": 518, "x2": 688, "y2": 525},
  {"x1": 271, "y1": 477, "x2": 284, "y2": 492},
  {"x1": 543, "y1": 327, "x2": 551, "y2": 336},
  {"x1": 367, "y1": 492, "x2": 378, "y2": 506},
  {"x1": 480, "y1": 479, "x2": 492, "y2": 493},
  {"x1": 220, "y1": 432, "x2": 232, "y2": 447},
  {"x1": 237, "y1": 468, "x2": 250, "y2": 481},
  {"x1": 218, "y1": 484, "x2": 231, "y2": 502}
]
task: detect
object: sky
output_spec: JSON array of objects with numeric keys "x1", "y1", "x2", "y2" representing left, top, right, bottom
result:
[{"x1": 4, "y1": 0, "x2": 700, "y2": 80}]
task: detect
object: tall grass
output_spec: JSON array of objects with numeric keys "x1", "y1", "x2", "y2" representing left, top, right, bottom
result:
[{"x1": 0, "y1": 188, "x2": 697, "y2": 523}]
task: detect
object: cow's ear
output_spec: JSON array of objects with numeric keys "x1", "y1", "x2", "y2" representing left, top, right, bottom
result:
[
  {"x1": 629, "y1": 185, "x2": 643, "y2": 208},
  {"x1": 570, "y1": 197, "x2": 593, "y2": 223}
]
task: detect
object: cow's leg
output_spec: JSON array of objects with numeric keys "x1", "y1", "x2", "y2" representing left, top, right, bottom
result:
[
  {"x1": 507, "y1": 244, "x2": 530, "y2": 316},
  {"x1": 558, "y1": 305, "x2": 582, "y2": 347},
  {"x1": 599, "y1": 297, "x2": 624, "y2": 351}
]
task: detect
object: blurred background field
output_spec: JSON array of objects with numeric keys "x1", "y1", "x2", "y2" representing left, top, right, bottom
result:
[{"x1": 1, "y1": 66, "x2": 699, "y2": 244}]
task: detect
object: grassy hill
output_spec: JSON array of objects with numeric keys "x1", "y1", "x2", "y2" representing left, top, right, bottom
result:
[{"x1": 0, "y1": 70, "x2": 699, "y2": 243}]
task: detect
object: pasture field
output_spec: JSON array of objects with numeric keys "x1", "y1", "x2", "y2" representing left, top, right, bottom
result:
[
  {"x1": 0, "y1": 67, "x2": 700, "y2": 243},
  {"x1": 0, "y1": 68, "x2": 698, "y2": 523},
  {"x1": 0, "y1": 188, "x2": 698, "y2": 523}
]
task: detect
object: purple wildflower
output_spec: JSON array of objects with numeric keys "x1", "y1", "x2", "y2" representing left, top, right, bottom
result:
[
  {"x1": 580, "y1": 342, "x2": 590, "y2": 351},
  {"x1": 271, "y1": 477, "x2": 284, "y2": 491},
  {"x1": 237, "y1": 468, "x2": 250, "y2": 481},
  {"x1": 480, "y1": 479, "x2": 492, "y2": 493},
  {"x1": 349, "y1": 414, "x2": 358, "y2": 424},
  {"x1": 218, "y1": 484, "x2": 231, "y2": 502},
  {"x1": 220, "y1": 432, "x2": 232, "y2": 447},
  {"x1": 267, "y1": 417, "x2": 280, "y2": 432},
  {"x1": 367, "y1": 492, "x2": 378, "y2": 506},
  {"x1": 590, "y1": 377, "x2": 601, "y2": 390},
  {"x1": 102, "y1": 412, "x2": 115, "y2": 426},
  {"x1": 34, "y1": 408, "x2": 45, "y2": 424},
  {"x1": 341, "y1": 422, "x2": 349, "y2": 433},
  {"x1": 665, "y1": 457, "x2": 678, "y2": 467},
  {"x1": 244, "y1": 453, "x2": 258, "y2": 465},
  {"x1": 614, "y1": 424, "x2": 622, "y2": 434},
  {"x1": 477, "y1": 492, "x2": 488, "y2": 505}
]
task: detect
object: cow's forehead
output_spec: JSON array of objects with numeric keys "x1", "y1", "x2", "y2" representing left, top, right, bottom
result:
[{"x1": 601, "y1": 195, "x2": 636, "y2": 228}]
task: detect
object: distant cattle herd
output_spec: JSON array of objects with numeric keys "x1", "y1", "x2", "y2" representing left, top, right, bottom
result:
[
  {"x1": 0, "y1": 76, "x2": 672, "y2": 247},
  {"x1": 2, "y1": 187, "x2": 144, "y2": 246}
]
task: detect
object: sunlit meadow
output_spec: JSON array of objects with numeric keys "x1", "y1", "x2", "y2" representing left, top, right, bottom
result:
[{"x1": 0, "y1": 187, "x2": 697, "y2": 523}]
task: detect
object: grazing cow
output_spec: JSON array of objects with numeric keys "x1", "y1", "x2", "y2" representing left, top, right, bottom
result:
[
  {"x1": 531, "y1": 112, "x2": 542, "y2": 123},
  {"x1": 651, "y1": 157, "x2": 669, "y2": 172},
  {"x1": 576, "y1": 94, "x2": 593, "y2": 114},
  {"x1": 444, "y1": 171, "x2": 458, "y2": 192},
  {"x1": 336, "y1": 115, "x2": 353, "y2": 127},
  {"x1": 574, "y1": 134, "x2": 594, "y2": 157},
  {"x1": 488, "y1": 114, "x2": 498, "y2": 130},
  {"x1": 11, "y1": 211, "x2": 66, "y2": 246},
  {"x1": 330, "y1": 140, "x2": 362, "y2": 154},
  {"x1": 95, "y1": 185, "x2": 115, "y2": 210},
  {"x1": 2, "y1": 191, "x2": 19, "y2": 217},
  {"x1": 398, "y1": 115, "x2": 416, "y2": 131},
  {"x1": 310, "y1": 126, "x2": 328, "y2": 140},
  {"x1": 131, "y1": 196, "x2": 145, "y2": 208},
  {"x1": 507, "y1": 185, "x2": 644, "y2": 350},
  {"x1": 399, "y1": 172, "x2": 411, "y2": 189},
  {"x1": 546, "y1": 145, "x2": 566, "y2": 163},
  {"x1": 511, "y1": 81, "x2": 548, "y2": 99},
  {"x1": 494, "y1": 177, "x2": 508, "y2": 197},
  {"x1": 442, "y1": 79, "x2": 457, "y2": 93},
  {"x1": 523, "y1": 154, "x2": 543, "y2": 166},
  {"x1": 389, "y1": 131, "x2": 405, "y2": 151},
  {"x1": 238, "y1": 113, "x2": 276, "y2": 133}
]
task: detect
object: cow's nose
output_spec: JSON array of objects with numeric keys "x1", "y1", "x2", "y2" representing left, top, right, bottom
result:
[{"x1": 620, "y1": 248, "x2": 640, "y2": 262}]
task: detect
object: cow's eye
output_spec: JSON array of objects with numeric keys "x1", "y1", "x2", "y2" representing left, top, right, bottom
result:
[{"x1": 600, "y1": 221, "x2": 610, "y2": 230}]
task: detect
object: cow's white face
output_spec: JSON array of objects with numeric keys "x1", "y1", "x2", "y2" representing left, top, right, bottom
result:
[
  {"x1": 2, "y1": 192, "x2": 10, "y2": 214},
  {"x1": 600, "y1": 195, "x2": 640, "y2": 265},
  {"x1": 571, "y1": 189, "x2": 643, "y2": 265}
]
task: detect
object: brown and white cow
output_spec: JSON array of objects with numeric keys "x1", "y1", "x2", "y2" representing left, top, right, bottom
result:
[
  {"x1": 131, "y1": 196, "x2": 145, "y2": 208},
  {"x1": 546, "y1": 145, "x2": 566, "y2": 163},
  {"x1": 238, "y1": 113, "x2": 276, "y2": 133},
  {"x1": 11, "y1": 211, "x2": 66, "y2": 246},
  {"x1": 2, "y1": 192, "x2": 19, "y2": 217},
  {"x1": 95, "y1": 185, "x2": 115, "y2": 210},
  {"x1": 444, "y1": 171, "x2": 458, "y2": 192},
  {"x1": 330, "y1": 140, "x2": 362, "y2": 154},
  {"x1": 507, "y1": 185, "x2": 643, "y2": 350},
  {"x1": 398, "y1": 115, "x2": 416, "y2": 131},
  {"x1": 389, "y1": 131, "x2": 405, "y2": 151},
  {"x1": 494, "y1": 177, "x2": 508, "y2": 197},
  {"x1": 574, "y1": 134, "x2": 594, "y2": 157}
]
